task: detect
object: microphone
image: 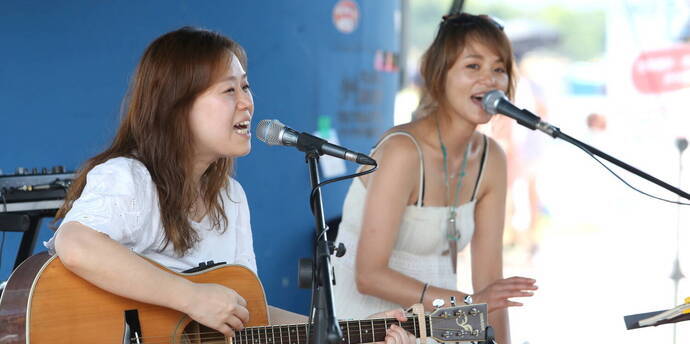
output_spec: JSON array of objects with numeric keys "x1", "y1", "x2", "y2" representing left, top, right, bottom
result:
[
  {"x1": 255, "y1": 119, "x2": 377, "y2": 166},
  {"x1": 482, "y1": 90, "x2": 559, "y2": 137}
]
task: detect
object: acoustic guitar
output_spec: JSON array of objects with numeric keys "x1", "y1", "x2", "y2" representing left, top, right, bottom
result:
[{"x1": 0, "y1": 252, "x2": 488, "y2": 343}]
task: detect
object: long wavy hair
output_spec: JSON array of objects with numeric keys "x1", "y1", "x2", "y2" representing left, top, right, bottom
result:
[
  {"x1": 55, "y1": 26, "x2": 247, "y2": 256},
  {"x1": 415, "y1": 12, "x2": 517, "y2": 118}
]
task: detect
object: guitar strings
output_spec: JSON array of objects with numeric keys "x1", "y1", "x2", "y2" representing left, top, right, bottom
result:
[
  {"x1": 128, "y1": 316, "x2": 433, "y2": 343},
  {"x1": 135, "y1": 329, "x2": 408, "y2": 343},
  {"x1": 131, "y1": 322, "x2": 421, "y2": 344}
]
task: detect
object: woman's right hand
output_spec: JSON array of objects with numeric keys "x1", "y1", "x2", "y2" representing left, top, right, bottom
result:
[
  {"x1": 471, "y1": 276, "x2": 537, "y2": 313},
  {"x1": 184, "y1": 283, "x2": 250, "y2": 337}
]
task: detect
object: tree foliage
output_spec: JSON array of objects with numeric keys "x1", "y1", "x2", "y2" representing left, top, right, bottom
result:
[{"x1": 408, "y1": 0, "x2": 605, "y2": 62}]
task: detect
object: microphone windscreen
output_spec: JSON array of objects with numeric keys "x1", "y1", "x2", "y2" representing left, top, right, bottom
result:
[
  {"x1": 481, "y1": 90, "x2": 506, "y2": 115},
  {"x1": 256, "y1": 119, "x2": 285, "y2": 146}
]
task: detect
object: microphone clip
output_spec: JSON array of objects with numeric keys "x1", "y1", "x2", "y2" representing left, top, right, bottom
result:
[{"x1": 296, "y1": 132, "x2": 328, "y2": 154}]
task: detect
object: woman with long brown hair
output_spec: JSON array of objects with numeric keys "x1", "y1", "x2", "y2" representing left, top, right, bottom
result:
[
  {"x1": 48, "y1": 26, "x2": 415, "y2": 343},
  {"x1": 332, "y1": 13, "x2": 538, "y2": 343}
]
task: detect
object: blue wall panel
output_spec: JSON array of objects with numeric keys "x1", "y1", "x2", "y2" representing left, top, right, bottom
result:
[{"x1": 0, "y1": 0, "x2": 399, "y2": 315}]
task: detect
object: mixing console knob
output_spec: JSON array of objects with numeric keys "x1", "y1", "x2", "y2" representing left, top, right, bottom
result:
[
  {"x1": 42, "y1": 167, "x2": 48, "y2": 174},
  {"x1": 52, "y1": 166, "x2": 65, "y2": 174},
  {"x1": 16, "y1": 167, "x2": 28, "y2": 175}
]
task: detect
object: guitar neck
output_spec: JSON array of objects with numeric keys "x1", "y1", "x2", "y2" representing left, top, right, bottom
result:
[{"x1": 231, "y1": 316, "x2": 430, "y2": 344}]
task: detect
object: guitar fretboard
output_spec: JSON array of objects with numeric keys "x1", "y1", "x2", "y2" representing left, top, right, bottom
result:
[{"x1": 216, "y1": 316, "x2": 431, "y2": 344}]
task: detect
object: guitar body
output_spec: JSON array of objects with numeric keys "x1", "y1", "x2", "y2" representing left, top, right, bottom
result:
[{"x1": 0, "y1": 252, "x2": 268, "y2": 343}]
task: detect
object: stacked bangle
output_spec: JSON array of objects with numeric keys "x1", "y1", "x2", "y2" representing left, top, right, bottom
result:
[{"x1": 419, "y1": 282, "x2": 429, "y2": 303}]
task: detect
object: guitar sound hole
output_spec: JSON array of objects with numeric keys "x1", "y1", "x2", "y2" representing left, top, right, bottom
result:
[{"x1": 181, "y1": 322, "x2": 225, "y2": 344}]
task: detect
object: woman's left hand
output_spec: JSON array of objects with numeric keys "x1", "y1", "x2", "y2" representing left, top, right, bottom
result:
[{"x1": 368, "y1": 308, "x2": 416, "y2": 344}]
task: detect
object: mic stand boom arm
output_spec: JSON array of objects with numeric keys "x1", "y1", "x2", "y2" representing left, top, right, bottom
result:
[
  {"x1": 523, "y1": 117, "x2": 690, "y2": 201},
  {"x1": 299, "y1": 134, "x2": 343, "y2": 344}
]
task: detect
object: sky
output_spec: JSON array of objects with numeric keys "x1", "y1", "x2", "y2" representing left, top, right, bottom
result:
[{"x1": 472, "y1": 0, "x2": 607, "y2": 10}]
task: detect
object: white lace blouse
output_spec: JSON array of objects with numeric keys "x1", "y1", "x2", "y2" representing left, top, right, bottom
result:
[{"x1": 45, "y1": 157, "x2": 257, "y2": 274}]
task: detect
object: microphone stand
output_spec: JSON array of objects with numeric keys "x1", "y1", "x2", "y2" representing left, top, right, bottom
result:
[
  {"x1": 300, "y1": 137, "x2": 343, "y2": 344},
  {"x1": 512, "y1": 116, "x2": 690, "y2": 201},
  {"x1": 502, "y1": 106, "x2": 690, "y2": 339},
  {"x1": 671, "y1": 137, "x2": 687, "y2": 344}
]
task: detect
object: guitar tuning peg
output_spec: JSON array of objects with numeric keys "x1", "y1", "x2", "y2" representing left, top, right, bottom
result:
[
  {"x1": 450, "y1": 296, "x2": 456, "y2": 306},
  {"x1": 432, "y1": 299, "x2": 445, "y2": 309},
  {"x1": 463, "y1": 294, "x2": 473, "y2": 305}
]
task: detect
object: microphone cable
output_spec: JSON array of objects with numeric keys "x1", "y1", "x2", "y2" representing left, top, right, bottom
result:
[
  {"x1": 0, "y1": 191, "x2": 7, "y2": 271},
  {"x1": 484, "y1": 90, "x2": 690, "y2": 205},
  {"x1": 309, "y1": 163, "x2": 378, "y2": 242},
  {"x1": 305, "y1": 162, "x2": 377, "y2": 342},
  {"x1": 567, "y1": 137, "x2": 690, "y2": 206}
]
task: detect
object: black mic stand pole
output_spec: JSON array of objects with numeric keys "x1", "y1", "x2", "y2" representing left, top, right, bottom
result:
[
  {"x1": 517, "y1": 117, "x2": 690, "y2": 201},
  {"x1": 303, "y1": 146, "x2": 343, "y2": 344}
]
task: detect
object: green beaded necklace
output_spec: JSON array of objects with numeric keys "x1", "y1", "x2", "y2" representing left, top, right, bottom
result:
[{"x1": 434, "y1": 116, "x2": 472, "y2": 243}]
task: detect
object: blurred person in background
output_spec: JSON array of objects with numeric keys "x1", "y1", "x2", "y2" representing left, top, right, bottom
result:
[{"x1": 492, "y1": 57, "x2": 548, "y2": 261}]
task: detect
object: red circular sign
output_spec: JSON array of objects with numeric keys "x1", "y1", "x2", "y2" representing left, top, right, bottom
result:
[{"x1": 333, "y1": 0, "x2": 360, "y2": 34}]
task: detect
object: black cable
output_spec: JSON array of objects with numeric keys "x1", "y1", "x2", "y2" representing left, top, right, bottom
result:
[
  {"x1": 309, "y1": 163, "x2": 378, "y2": 241},
  {"x1": 305, "y1": 163, "x2": 377, "y2": 342},
  {"x1": 0, "y1": 232, "x2": 4, "y2": 272},
  {"x1": 569, "y1": 138, "x2": 690, "y2": 206},
  {"x1": 306, "y1": 266, "x2": 318, "y2": 342},
  {"x1": 0, "y1": 192, "x2": 7, "y2": 270}
]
